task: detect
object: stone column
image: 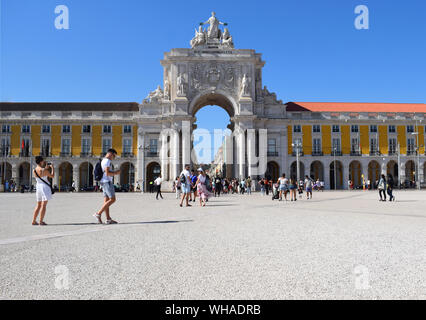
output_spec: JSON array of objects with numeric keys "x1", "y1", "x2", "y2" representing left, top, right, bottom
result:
[
  {"x1": 171, "y1": 129, "x2": 180, "y2": 181},
  {"x1": 237, "y1": 128, "x2": 246, "y2": 179},
  {"x1": 53, "y1": 164, "x2": 59, "y2": 188},
  {"x1": 160, "y1": 131, "x2": 169, "y2": 181},
  {"x1": 324, "y1": 161, "x2": 330, "y2": 190},
  {"x1": 137, "y1": 130, "x2": 145, "y2": 192},
  {"x1": 344, "y1": 161, "x2": 351, "y2": 190},
  {"x1": 73, "y1": 164, "x2": 79, "y2": 192},
  {"x1": 182, "y1": 120, "x2": 191, "y2": 170},
  {"x1": 224, "y1": 134, "x2": 233, "y2": 179},
  {"x1": 280, "y1": 128, "x2": 287, "y2": 176},
  {"x1": 399, "y1": 162, "x2": 406, "y2": 187},
  {"x1": 247, "y1": 129, "x2": 255, "y2": 178}
]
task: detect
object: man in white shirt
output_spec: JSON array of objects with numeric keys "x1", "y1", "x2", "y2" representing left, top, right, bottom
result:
[
  {"x1": 154, "y1": 174, "x2": 163, "y2": 200},
  {"x1": 179, "y1": 164, "x2": 193, "y2": 207},
  {"x1": 94, "y1": 149, "x2": 121, "y2": 224},
  {"x1": 304, "y1": 175, "x2": 313, "y2": 199}
]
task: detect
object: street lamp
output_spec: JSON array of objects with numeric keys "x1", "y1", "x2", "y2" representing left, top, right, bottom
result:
[
  {"x1": 291, "y1": 141, "x2": 302, "y2": 184},
  {"x1": 333, "y1": 146, "x2": 337, "y2": 190},
  {"x1": 411, "y1": 129, "x2": 421, "y2": 190}
]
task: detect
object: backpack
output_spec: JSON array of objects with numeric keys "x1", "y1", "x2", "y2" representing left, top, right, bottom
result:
[
  {"x1": 94, "y1": 160, "x2": 104, "y2": 181},
  {"x1": 180, "y1": 173, "x2": 186, "y2": 184}
]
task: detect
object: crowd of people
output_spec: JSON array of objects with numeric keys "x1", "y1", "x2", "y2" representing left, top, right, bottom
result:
[{"x1": 28, "y1": 148, "x2": 400, "y2": 225}]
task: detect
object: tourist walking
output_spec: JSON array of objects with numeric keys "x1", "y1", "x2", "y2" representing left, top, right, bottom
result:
[
  {"x1": 179, "y1": 164, "x2": 193, "y2": 207},
  {"x1": 93, "y1": 149, "x2": 121, "y2": 224},
  {"x1": 246, "y1": 176, "x2": 252, "y2": 195},
  {"x1": 214, "y1": 176, "x2": 222, "y2": 197},
  {"x1": 277, "y1": 174, "x2": 288, "y2": 201},
  {"x1": 196, "y1": 168, "x2": 209, "y2": 206},
  {"x1": 174, "y1": 176, "x2": 182, "y2": 199},
  {"x1": 289, "y1": 178, "x2": 297, "y2": 201},
  {"x1": 387, "y1": 174, "x2": 395, "y2": 201},
  {"x1": 32, "y1": 156, "x2": 54, "y2": 226},
  {"x1": 304, "y1": 175, "x2": 313, "y2": 200},
  {"x1": 378, "y1": 174, "x2": 387, "y2": 201},
  {"x1": 154, "y1": 174, "x2": 163, "y2": 200},
  {"x1": 190, "y1": 169, "x2": 197, "y2": 202}
]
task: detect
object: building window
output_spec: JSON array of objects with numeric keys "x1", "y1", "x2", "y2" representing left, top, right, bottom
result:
[
  {"x1": 1, "y1": 137, "x2": 10, "y2": 156},
  {"x1": 20, "y1": 138, "x2": 31, "y2": 156},
  {"x1": 82, "y1": 138, "x2": 91, "y2": 154},
  {"x1": 293, "y1": 125, "x2": 301, "y2": 133},
  {"x1": 313, "y1": 125, "x2": 321, "y2": 133},
  {"x1": 103, "y1": 125, "x2": 112, "y2": 134},
  {"x1": 102, "y1": 138, "x2": 112, "y2": 154},
  {"x1": 313, "y1": 138, "x2": 321, "y2": 154},
  {"x1": 370, "y1": 138, "x2": 378, "y2": 154},
  {"x1": 407, "y1": 138, "x2": 415, "y2": 154},
  {"x1": 41, "y1": 139, "x2": 50, "y2": 156},
  {"x1": 149, "y1": 139, "x2": 158, "y2": 154},
  {"x1": 2, "y1": 125, "x2": 11, "y2": 133},
  {"x1": 351, "y1": 125, "x2": 359, "y2": 133},
  {"x1": 332, "y1": 138, "x2": 341, "y2": 152},
  {"x1": 123, "y1": 125, "x2": 132, "y2": 134},
  {"x1": 123, "y1": 138, "x2": 132, "y2": 154},
  {"x1": 389, "y1": 138, "x2": 397, "y2": 155},
  {"x1": 351, "y1": 138, "x2": 359, "y2": 153},
  {"x1": 22, "y1": 125, "x2": 31, "y2": 133},
  {"x1": 61, "y1": 138, "x2": 71, "y2": 154},
  {"x1": 407, "y1": 125, "x2": 414, "y2": 133},
  {"x1": 41, "y1": 125, "x2": 50, "y2": 133},
  {"x1": 62, "y1": 125, "x2": 71, "y2": 133},
  {"x1": 370, "y1": 125, "x2": 377, "y2": 133},
  {"x1": 332, "y1": 125, "x2": 340, "y2": 133},
  {"x1": 82, "y1": 125, "x2": 91, "y2": 133},
  {"x1": 267, "y1": 138, "x2": 277, "y2": 156},
  {"x1": 389, "y1": 125, "x2": 396, "y2": 133}
]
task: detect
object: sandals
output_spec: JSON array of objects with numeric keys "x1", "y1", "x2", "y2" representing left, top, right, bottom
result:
[
  {"x1": 32, "y1": 221, "x2": 39, "y2": 226},
  {"x1": 39, "y1": 222, "x2": 47, "y2": 226}
]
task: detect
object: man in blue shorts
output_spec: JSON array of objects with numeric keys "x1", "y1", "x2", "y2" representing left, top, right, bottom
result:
[{"x1": 179, "y1": 164, "x2": 193, "y2": 207}]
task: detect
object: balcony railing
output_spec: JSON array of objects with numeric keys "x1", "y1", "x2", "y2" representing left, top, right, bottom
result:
[
  {"x1": 388, "y1": 150, "x2": 397, "y2": 156},
  {"x1": 121, "y1": 152, "x2": 134, "y2": 158},
  {"x1": 291, "y1": 151, "x2": 304, "y2": 157},
  {"x1": 80, "y1": 152, "x2": 92, "y2": 157},
  {"x1": 350, "y1": 151, "x2": 361, "y2": 156},
  {"x1": 19, "y1": 151, "x2": 31, "y2": 157},
  {"x1": 60, "y1": 152, "x2": 71, "y2": 157},
  {"x1": 39, "y1": 151, "x2": 51, "y2": 157},
  {"x1": 145, "y1": 151, "x2": 159, "y2": 157},
  {"x1": 267, "y1": 151, "x2": 279, "y2": 157},
  {"x1": 407, "y1": 150, "x2": 417, "y2": 156},
  {"x1": 369, "y1": 150, "x2": 381, "y2": 156},
  {"x1": 312, "y1": 151, "x2": 323, "y2": 156},
  {"x1": 331, "y1": 151, "x2": 342, "y2": 156}
]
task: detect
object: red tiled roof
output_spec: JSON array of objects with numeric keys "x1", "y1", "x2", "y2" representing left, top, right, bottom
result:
[{"x1": 287, "y1": 102, "x2": 426, "y2": 113}]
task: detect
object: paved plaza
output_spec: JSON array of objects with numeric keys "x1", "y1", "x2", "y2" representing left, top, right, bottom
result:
[{"x1": 1, "y1": 190, "x2": 426, "y2": 300}]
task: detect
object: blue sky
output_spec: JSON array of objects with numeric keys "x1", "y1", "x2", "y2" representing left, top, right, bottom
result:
[{"x1": 1, "y1": 0, "x2": 425, "y2": 159}]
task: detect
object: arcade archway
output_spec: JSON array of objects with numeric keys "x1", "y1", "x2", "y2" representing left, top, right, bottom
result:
[
  {"x1": 59, "y1": 162, "x2": 73, "y2": 190},
  {"x1": 330, "y1": 161, "x2": 343, "y2": 190},
  {"x1": 349, "y1": 161, "x2": 362, "y2": 188},
  {"x1": 266, "y1": 161, "x2": 279, "y2": 181},
  {"x1": 79, "y1": 162, "x2": 94, "y2": 189},
  {"x1": 120, "y1": 162, "x2": 135, "y2": 189},
  {"x1": 310, "y1": 161, "x2": 324, "y2": 181},
  {"x1": 18, "y1": 162, "x2": 30, "y2": 187}
]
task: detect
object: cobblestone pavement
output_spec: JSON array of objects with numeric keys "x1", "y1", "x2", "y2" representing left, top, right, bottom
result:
[{"x1": 1, "y1": 190, "x2": 425, "y2": 299}]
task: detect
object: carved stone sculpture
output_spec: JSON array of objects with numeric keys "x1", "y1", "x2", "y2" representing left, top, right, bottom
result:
[
  {"x1": 240, "y1": 74, "x2": 250, "y2": 97},
  {"x1": 177, "y1": 73, "x2": 186, "y2": 96}
]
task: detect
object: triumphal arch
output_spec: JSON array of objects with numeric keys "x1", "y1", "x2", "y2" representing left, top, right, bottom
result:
[{"x1": 136, "y1": 12, "x2": 288, "y2": 189}]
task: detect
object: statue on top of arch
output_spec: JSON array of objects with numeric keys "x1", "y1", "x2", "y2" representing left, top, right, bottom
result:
[{"x1": 190, "y1": 12, "x2": 234, "y2": 49}]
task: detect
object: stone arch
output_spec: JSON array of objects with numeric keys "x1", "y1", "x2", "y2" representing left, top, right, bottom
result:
[
  {"x1": 368, "y1": 160, "x2": 380, "y2": 188},
  {"x1": 290, "y1": 161, "x2": 305, "y2": 181},
  {"x1": 59, "y1": 162, "x2": 73, "y2": 190},
  {"x1": 0, "y1": 162, "x2": 12, "y2": 185},
  {"x1": 265, "y1": 161, "x2": 279, "y2": 181},
  {"x1": 79, "y1": 162, "x2": 94, "y2": 190},
  {"x1": 189, "y1": 90, "x2": 238, "y2": 118},
  {"x1": 120, "y1": 162, "x2": 135, "y2": 189},
  {"x1": 405, "y1": 160, "x2": 416, "y2": 185},
  {"x1": 387, "y1": 160, "x2": 398, "y2": 182},
  {"x1": 349, "y1": 160, "x2": 362, "y2": 188},
  {"x1": 18, "y1": 161, "x2": 31, "y2": 187},
  {"x1": 330, "y1": 160, "x2": 343, "y2": 190},
  {"x1": 310, "y1": 160, "x2": 324, "y2": 181},
  {"x1": 146, "y1": 161, "x2": 161, "y2": 192}
]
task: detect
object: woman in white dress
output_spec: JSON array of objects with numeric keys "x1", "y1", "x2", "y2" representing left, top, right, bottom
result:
[{"x1": 32, "y1": 156, "x2": 54, "y2": 226}]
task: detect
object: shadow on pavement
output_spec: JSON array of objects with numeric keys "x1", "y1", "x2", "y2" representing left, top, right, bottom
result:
[{"x1": 46, "y1": 219, "x2": 194, "y2": 226}]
